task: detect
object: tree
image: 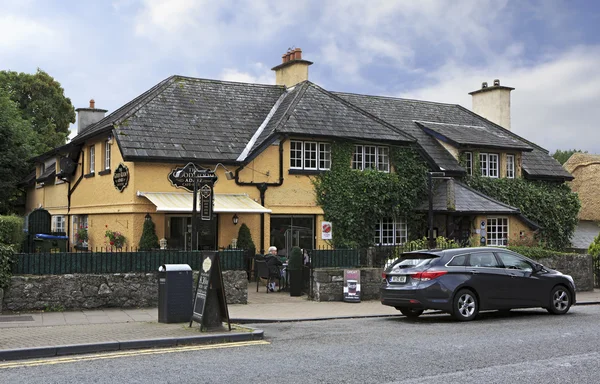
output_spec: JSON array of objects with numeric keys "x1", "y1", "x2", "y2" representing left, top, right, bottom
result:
[
  {"x1": 236, "y1": 223, "x2": 255, "y2": 252},
  {"x1": 0, "y1": 69, "x2": 75, "y2": 153},
  {"x1": 552, "y1": 149, "x2": 587, "y2": 165},
  {"x1": 139, "y1": 215, "x2": 159, "y2": 250},
  {"x1": 0, "y1": 88, "x2": 35, "y2": 215}
]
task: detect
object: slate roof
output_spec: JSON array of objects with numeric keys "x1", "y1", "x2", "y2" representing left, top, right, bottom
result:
[
  {"x1": 416, "y1": 121, "x2": 533, "y2": 152},
  {"x1": 36, "y1": 162, "x2": 56, "y2": 183},
  {"x1": 570, "y1": 220, "x2": 599, "y2": 250},
  {"x1": 244, "y1": 82, "x2": 416, "y2": 159},
  {"x1": 416, "y1": 179, "x2": 520, "y2": 214},
  {"x1": 334, "y1": 92, "x2": 572, "y2": 180}
]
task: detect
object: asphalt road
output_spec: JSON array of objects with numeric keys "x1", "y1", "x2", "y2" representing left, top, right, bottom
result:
[{"x1": 2, "y1": 306, "x2": 600, "y2": 384}]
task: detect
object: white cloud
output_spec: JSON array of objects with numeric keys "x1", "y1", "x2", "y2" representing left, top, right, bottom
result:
[
  {"x1": 0, "y1": 14, "x2": 63, "y2": 53},
  {"x1": 219, "y1": 65, "x2": 274, "y2": 85}
]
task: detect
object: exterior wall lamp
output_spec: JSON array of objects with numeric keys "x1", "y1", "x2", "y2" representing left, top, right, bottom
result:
[{"x1": 232, "y1": 214, "x2": 239, "y2": 225}]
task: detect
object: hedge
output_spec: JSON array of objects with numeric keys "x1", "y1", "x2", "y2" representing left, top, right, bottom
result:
[
  {"x1": 0, "y1": 215, "x2": 24, "y2": 247},
  {"x1": 507, "y1": 246, "x2": 578, "y2": 260}
]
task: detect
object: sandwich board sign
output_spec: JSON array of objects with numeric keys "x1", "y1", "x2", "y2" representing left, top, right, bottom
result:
[{"x1": 190, "y1": 251, "x2": 231, "y2": 331}]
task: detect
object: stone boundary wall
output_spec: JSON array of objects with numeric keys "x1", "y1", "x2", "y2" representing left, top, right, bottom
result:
[
  {"x1": 537, "y1": 254, "x2": 594, "y2": 292},
  {"x1": 2, "y1": 270, "x2": 247, "y2": 312},
  {"x1": 311, "y1": 254, "x2": 594, "y2": 302},
  {"x1": 312, "y1": 268, "x2": 382, "y2": 302}
]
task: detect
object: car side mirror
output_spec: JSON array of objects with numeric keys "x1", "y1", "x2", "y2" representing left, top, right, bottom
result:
[{"x1": 533, "y1": 263, "x2": 543, "y2": 273}]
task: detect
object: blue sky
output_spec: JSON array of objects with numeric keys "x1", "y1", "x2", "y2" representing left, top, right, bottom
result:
[{"x1": 2, "y1": 0, "x2": 600, "y2": 153}]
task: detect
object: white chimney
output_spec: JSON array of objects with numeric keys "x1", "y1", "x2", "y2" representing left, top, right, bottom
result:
[
  {"x1": 469, "y1": 79, "x2": 514, "y2": 130},
  {"x1": 75, "y1": 99, "x2": 107, "y2": 135}
]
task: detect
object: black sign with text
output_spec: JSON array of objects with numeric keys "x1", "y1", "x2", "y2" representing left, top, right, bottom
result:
[
  {"x1": 190, "y1": 252, "x2": 231, "y2": 331},
  {"x1": 113, "y1": 163, "x2": 129, "y2": 192},
  {"x1": 168, "y1": 165, "x2": 217, "y2": 193}
]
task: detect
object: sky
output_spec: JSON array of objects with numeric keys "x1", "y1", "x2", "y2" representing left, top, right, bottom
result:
[{"x1": 1, "y1": 0, "x2": 600, "y2": 154}]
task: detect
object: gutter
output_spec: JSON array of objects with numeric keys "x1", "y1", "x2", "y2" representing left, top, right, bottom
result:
[{"x1": 234, "y1": 137, "x2": 286, "y2": 253}]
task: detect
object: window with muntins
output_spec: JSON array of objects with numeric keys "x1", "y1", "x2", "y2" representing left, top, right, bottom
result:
[
  {"x1": 353, "y1": 145, "x2": 390, "y2": 172},
  {"x1": 479, "y1": 152, "x2": 499, "y2": 178},
  {"x1": 374, "y1": 217, "x2": 407, "y2": 245},
  {"x1": 506, "y1": 154, "x2": 515, "y2": 178},
  {"x1": 89, "y1": 145, "x2": 95, "y2": 173},
  {"x1": 479, "y1": 153, "x2": 488, "y2": 177},
  {"x1": 464, "y1": 152, "x2": 473, "y2": 175},
  {"x1": 52, "y1": 215, "x2": 65, "y2": 233},
  {"x1": 290, "y1": 140, "x2": 331, "y2": 171},
  {"x1": 487, "y1": 217, "x2": 508, "y2": 246},
  {"x1": 488, "y1": 153, "x2": 499, "y2": 178},
  {"x1": 104, "y1": 140, "x2": 111, "y2": 170}
]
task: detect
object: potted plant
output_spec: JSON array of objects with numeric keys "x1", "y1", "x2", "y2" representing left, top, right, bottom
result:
[
  {"x1": 75, "y1": 226, "x2": 88, "y2": 249},
  {"x1": 105, "y1": 226, "x2": 126, "y2": 249},
  {"x1": 288, "y1": 246, "x2": 303, "y2": 297}
]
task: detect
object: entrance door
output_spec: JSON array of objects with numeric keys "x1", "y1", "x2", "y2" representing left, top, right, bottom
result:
[
  {"x1": 168, "y1": 215, "x2": 217, "y2": 250},
  {"x1": 270, "y1": 215, "x2": 314, "y2": 257}
]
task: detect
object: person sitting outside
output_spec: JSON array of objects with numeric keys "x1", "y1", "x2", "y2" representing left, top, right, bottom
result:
[{"x1": 265, "y1": 246, "x2": 283, "y2": 292}]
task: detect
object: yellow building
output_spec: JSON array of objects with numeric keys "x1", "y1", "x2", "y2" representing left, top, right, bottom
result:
[{"x1": 24, "y1": 49, "x2": 572, "y2": 252}]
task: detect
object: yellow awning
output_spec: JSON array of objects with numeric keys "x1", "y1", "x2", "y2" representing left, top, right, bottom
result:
[{"x1": 137, "y1": 192, "x2": 271, "y2": 213}]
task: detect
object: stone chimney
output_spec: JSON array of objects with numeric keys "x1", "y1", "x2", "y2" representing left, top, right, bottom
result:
[
  {"x1": 469, "y1": 79, "x2": 515, "y2": 130},
  {"x1": 271, "y1": 48, "x2": 313, "y2": 87},
  {"x1": 75, "y1": 99, "x2": 108, "y2": 135}
]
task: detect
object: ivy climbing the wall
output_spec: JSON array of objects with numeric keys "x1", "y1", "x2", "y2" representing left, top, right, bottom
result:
[{"x1": 312, "y1": 142, "x2": 429, "y2": 248}]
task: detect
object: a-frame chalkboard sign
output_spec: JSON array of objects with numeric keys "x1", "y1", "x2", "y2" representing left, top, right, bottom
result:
[{"x1": 190, "y1": 251, "x2": 231, "y2": 331}]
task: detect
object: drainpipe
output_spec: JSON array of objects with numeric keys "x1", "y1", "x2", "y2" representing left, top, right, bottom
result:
[{"x1": 234, "y1": 137, "x2": 286, "y2": 253}]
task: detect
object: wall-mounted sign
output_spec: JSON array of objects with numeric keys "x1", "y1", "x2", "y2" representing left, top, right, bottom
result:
[
  {"x1": 480, "y1": 220, "x2": 486, "y2": 229},
  {"x1": 113, "y1": 163, "x2": 129, "y2": 192},
  {"x1": 168, "y1": 165, "x2": 217, "y2": 192},
  {"x1": 321, "y1": 221, "x2": 332, "y2": 240}
]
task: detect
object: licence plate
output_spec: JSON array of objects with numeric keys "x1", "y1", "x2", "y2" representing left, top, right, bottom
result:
[{"x1": 390, "y1": 275, "x2": 406, "y2": 283}]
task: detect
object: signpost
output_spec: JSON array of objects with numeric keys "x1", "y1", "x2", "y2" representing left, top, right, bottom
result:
[{"x1": 190, "y1": 252, "x2": 231, "y2": 331}]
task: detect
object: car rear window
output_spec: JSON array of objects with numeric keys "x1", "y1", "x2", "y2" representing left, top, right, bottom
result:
[{"x1": 395, "y1": 253, "x2": 438, "y2": 268}]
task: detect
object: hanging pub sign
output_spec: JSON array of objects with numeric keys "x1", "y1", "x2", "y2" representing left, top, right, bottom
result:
[
  {"x1": 190, "y1": 251, "x2": 231, "y2": 331},
  {"x1": 113, "y1": 163, "x2": 129, "y2": 192},
  {"x1": 168, "y1": 164, "x2": 218, "y2": 193},
  {"x1": 199, "y1": 181, "x2": 213, "y2": 221},
  {"x1": 343, "y1": 269, "x2": 361, "y2": 303}
]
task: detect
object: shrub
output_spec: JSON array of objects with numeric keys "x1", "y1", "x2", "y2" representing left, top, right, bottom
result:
[
  {"x1": 288, "y1": 246, "x2": 303, "y2": 271},
  {"x1": 139, "y1": 215, "x2": 159, "y2": 250},
  {"x1": 236, "y1": 223, "x2": 255, "y2": 252},
  {"x1": 0, "y1": 215, "x2": 24, "y2": 247},
  {"x1": 587, "y1": 233, "x2": 600, "y2": 259},
  {"x1": 0, "y1": 243, "x2": 16, "y2": 289}
]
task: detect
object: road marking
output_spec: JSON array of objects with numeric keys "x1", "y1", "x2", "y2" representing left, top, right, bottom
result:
[{"x1": 0, "y1": 340, "x2": 270, "y2": 369}]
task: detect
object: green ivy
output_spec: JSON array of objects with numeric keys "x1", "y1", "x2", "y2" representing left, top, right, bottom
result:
[
  {"x1": 313, "y1": 142, "x2": 429, "y2": 248},
  {"x1": 0, "y1": 243, "x2": 15, "y2": 289},
  {"x1": 464, "y1": 176, "x2": 580, "y2": 251}
]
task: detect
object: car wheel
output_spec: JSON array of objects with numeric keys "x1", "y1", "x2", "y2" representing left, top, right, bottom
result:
[
  {"x1": 452, "y1": 289, "x2": 478, "y2": 321},
  {"x1": 399, "y1": 308, "x2": 424, "y2": 319},
  {"x1": 547, "y1": 286, "x2": 572, "y2": 315}
]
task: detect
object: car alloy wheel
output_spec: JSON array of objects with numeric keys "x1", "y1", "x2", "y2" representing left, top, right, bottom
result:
[
  {"x1": 452, "y1": 289, "x2": 478, "y2": 321},
  {"x1": 547, "y1": 286, "x2": 571, "y2": 315},
  {"x1": 398, "y1": 308, "x2": 424, "y2": 319}
]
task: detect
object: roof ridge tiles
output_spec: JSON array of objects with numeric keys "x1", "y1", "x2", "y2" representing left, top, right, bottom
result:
[
  {"x1": 170, "y1": 75, "x2": 284, "y2": 89},
  {"x1": 332, "y1": 90, "x2": 461, "y2": 108}
]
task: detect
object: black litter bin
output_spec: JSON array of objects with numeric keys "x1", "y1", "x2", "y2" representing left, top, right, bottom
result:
[{"x1": 158, "y1": 264, "x2": 193, "y2": 323}]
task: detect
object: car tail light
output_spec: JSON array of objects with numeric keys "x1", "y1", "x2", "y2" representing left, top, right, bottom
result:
[
  {"x1": 382, "y1": 272, "x2": 387, "y2": 279},
  {"x1": 412, "y1": 271, "x2": 447, "y2": 281}
]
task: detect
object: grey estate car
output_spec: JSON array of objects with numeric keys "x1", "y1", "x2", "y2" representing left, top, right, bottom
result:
[{"x1": 380, "y1": 247, "x2": 576, "y2": 321}]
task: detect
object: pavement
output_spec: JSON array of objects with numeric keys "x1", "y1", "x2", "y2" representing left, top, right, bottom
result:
[{"x1": 1, "y1": 288, "x2": 599, "y2": 362}]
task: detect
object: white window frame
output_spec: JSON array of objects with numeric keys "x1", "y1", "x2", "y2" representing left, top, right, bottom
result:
[
  {"x1": 319, "y1": 143, "x2": 331, "y2": 170},
  {"x1": 488, "y1": 153, "x2": 499, "y2": 178},
  {"x1": 89, "y1": 145, "x2": 95, "y2": 174},
  {"x1": 464, "y1": 152, "x2": 473, "y2": 176},
  {"x1": 104, "y1": 140, "x2": 111, "y2": 170},
  {"x1": 73, "y1": 215, "x2": 89, "y2": 244},
  {"x1": 290, "y1": 140, "x2": 303, "y2": 169},
  {"x1": 52, "y1": 215, "x2": 65, "y2": 233},
  {"x1": 304, "y1": 141, "x2": 318, "y2": 170},
  {"x1": 487, "y1": 217, "x2": 508, "y2": 246},
  {"x1": 374, "y1": 217, "x2": 407, "y2": 246},
  {"x1": 479, "y1": 153, "x2": 488, "y2": 177},
  {"x1": 353, "y1": 145, "x2": 390, "y2": 172},
  {"x1": 506, "y1": 154, "x2": 515, "y2": 178},
  {"x1": 290, "y1": 140, "x2": 331, "y2": 171}
]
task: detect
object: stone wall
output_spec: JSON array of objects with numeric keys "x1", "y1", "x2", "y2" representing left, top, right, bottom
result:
[
  {"x1": 312, "y1": 268, "x2": 382, "y2": 302},
  {"x1": 2, "y1": 270, "x2": 248, "y2": 312},
  {"x1": 537, "y1": 254, "x2": 594, "y2": 292}
]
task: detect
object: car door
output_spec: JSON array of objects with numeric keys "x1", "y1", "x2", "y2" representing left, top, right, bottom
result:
[
  {"x1": 495, "y1": 251, "x2": 543, "y2": 307},
  {"x1": 466, "y1": 251, "x2": 511, "y2": 309}
]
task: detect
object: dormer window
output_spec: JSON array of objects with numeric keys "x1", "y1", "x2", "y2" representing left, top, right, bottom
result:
[
  {"x1": 506, "y1": 154, "x2": 515, "y2": 178},
  {"x1": 479, "y1": 152, "x2": 498, "y2": 178}
]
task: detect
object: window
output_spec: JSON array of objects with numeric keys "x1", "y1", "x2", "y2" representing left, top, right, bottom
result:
[
  {"x1": 319, "y1": 143, "x2": 331, "y2": 170},
  {"x1": 104, "y1": 140, "x2": 111, "y2": 170},
  {"x1": 89, "y1": 145, "x2": 95, "y2": 173},
  {"x1": 353, "y1": 145, "x2": 390, "y2": 172},
  {"x1": 290, "y1": 140, "x2": 331, "y2": 171},
  {"x1": 479, "y1": 152, "x2": 499, "y2": 178},
  {"x1": 447, "y1": 254, "x2": 467, "y2": 266},
  {"x1": 487, "y1": 217, "x2": 508, "y2": 246},
  {"x1": 52, "y1": 215, "x2": 65, "y2": 233},
  {"x1": 374, "y1": 218, "x2": 407, "y2": 245},
  {"x1": 464, "y1": 152, "x2": 473, "y2": 176},
  {"x1": 290, "y1": 141, "x2": 303, "y2": 169},
  {"x1": 506, "y1": 155, "x2": 515, "y2": 178},
  {"x1": 496, "y1": 252, "x2": 532, "y2": 272},
  {"x1": 304, "y1": 142, "x2": 317, "y2": 170},
  {"x1": 468, "y1": 252, "x2": 500, "y2": 268},
  {"x1": 73, "y1": 215, "x2": 88, "y2": 243}
]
